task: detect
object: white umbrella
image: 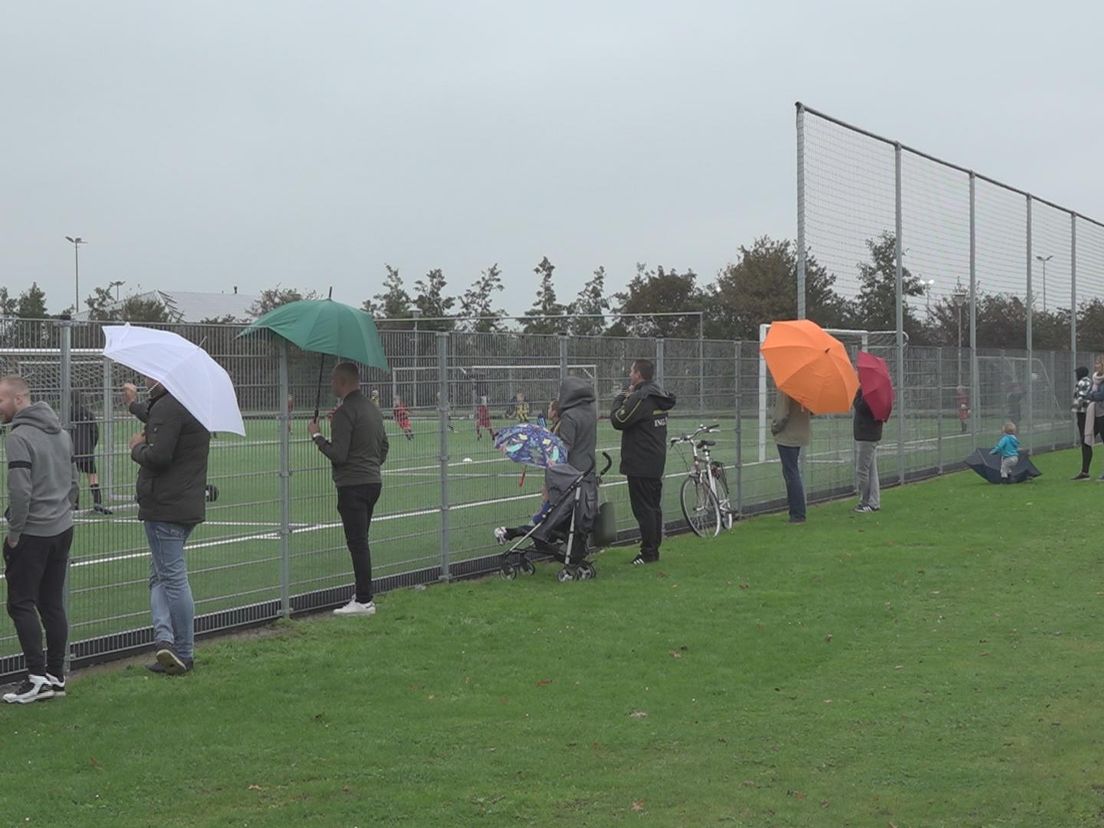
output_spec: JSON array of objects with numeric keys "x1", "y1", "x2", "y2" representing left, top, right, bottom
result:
[{"x1": 102, "y1": 325, "x2": 246, "y2": 436}]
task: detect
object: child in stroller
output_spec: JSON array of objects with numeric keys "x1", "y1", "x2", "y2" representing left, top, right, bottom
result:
[{"x1": 493, "y1": 452, "x2": 611, "y2": 582}]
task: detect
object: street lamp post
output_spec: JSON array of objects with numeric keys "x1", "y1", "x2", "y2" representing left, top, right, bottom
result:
[
  {"x1": 64, "y1": 236, "x2": 86, "y2": 314},
  {"x1": 1035, "y1": 254, "x2": 1052, "y2": 312},
  {"x1": 951, "y1": 281, "x2": 969, "y2": 388},
  {"x1": 922, "y1": 278, "x2": 935, "y2": 316}
]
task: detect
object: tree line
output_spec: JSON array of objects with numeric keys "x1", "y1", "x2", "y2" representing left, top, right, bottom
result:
[{"x1": 4, "y1": 231, "x2": 1102, "y2": 350}]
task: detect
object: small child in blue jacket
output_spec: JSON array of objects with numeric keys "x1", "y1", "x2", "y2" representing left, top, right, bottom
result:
[{"x1": 991, "y1": 421, "x2": 1020, "y2": 483}]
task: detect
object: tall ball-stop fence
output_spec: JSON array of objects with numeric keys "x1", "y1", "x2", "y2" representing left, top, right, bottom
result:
[{"x1": 0, "y1": 106, "x2": 1102, "y2": 679}]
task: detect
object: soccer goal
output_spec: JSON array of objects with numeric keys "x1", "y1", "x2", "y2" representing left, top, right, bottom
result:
[
  {"x1": 390, "y1": 363, "x2": 598, "y2": 414},
  {"x1": 756, "y1": 324, "x2": 899, "y2": 463}
]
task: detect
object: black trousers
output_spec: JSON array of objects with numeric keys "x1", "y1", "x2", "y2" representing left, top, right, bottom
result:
[
  {"x1": 627, "y1": 476, "x2": 663, "y2": 560},
  {"x1": 337, "y1": 483, "x2": 381, "y2": 603},
  {"x1": 4, "y1": 528, "x2": 73, "y2": 677}
]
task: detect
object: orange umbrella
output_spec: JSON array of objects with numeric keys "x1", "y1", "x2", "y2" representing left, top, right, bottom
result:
[{"x1": 760, "y1": 320, "x2": 859, "y2": 414}]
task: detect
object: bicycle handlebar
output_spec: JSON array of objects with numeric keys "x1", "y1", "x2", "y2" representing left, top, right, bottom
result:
[{"x1": 669, "y1": 423, "x2": 722, "y2": 445}]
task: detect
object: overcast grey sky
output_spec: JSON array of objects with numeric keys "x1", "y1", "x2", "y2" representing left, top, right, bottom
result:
[{"x1": 2, "y1": 1, "x2": 1102, "y2": 316}]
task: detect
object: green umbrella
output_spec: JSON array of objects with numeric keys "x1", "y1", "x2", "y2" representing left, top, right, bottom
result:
[{"x1": 239, "y1": 295, "x2": 389, "y2": 419}]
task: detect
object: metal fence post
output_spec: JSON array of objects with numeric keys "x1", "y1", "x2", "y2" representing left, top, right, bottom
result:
[
  {"x1": 894, "y1": 142, "x2": 905, "y2": 485},
  {"x1": 1048, "y1": 349, "x2": 1057, "y2": 451},
  {"x1": 277, "y1": 341, "x2": 292, "y2": 618},
  {"x1": 655, "y1": 338, "x2": 665, "y2": 386},
  {"x1": 59, "y1": 320, "x2": 72, "y2": 675},
  {"x1": 796, "y1": 101, "x2": 807, "y2": 320},
  {"x1": 698, "y1": 327, "x2": 705, "y2": 414},
  {"x1": 102, "y1": 357, "x2": 114, "y2": 503},
  {"x1": 437, "y1": 332, "x2": 451, "y2": 582},
  {"x1": 558, "y1": 334, "x2": 568, "y2": 383},
  {"x1": 1071, "y1": 214, "x2": 1078, "y2": 357},
  {"x1": 1026, "y1": 195, "x2": 1034, "y2": 451},
  {"x1": 969, "y1": 172, "x2": 980, "y2": 449},
  {"x1": 936, "y1": 348, "x2": 944, "y2": 473},
  {"x1": 734, "y1": 341, "x2": 743, "y2": 516}
]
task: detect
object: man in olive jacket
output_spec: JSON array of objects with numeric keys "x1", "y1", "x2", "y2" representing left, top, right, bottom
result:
[
  {"x1": 128, "y1": 378, "x2": 211, "y2": 675},
  {"x1": 611, "y1": 359, "x2": 676, "y2": 565},
  {"x1": 309, "y1": 362, "x2": 390, "y2": 617}
]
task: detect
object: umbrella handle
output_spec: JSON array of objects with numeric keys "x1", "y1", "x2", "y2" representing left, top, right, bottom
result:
[{"x1": 313, "y1": 352, "x2": 325, "y2": 421}]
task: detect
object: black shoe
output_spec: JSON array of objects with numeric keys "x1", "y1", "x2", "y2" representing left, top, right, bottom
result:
[
  {"x1": 788, "y1": 516, "x2": 806, "y2": 524},
  {"x1": 631, "y1": 554, "x2": 658, "y2": 566},
  {"x1": 92, "y1": 503, "x2": 113, "y2": 515},
  {"x1": 145, "y1": 661, "x2": 168, "y2": 674},
  {"x1": 1073, "y1": 472, "x2": 1091, "y2": 480}
]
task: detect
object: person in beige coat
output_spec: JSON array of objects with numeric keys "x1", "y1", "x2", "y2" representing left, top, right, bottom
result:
[{"x1": 771, "y1": 391, "x2": 811, "y2": 524}]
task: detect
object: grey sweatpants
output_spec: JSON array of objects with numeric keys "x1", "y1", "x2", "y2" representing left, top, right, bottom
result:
[
  {"x1": 855, "y1": 440, "x2": 880, "y2": 509},
  {"x1": 1000, "y1": 455, "x2": 1017, "y2": 480}
]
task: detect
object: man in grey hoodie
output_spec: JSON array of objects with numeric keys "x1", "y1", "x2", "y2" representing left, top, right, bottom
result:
[{"x1": 0, "y1": 376, "x2": 78, "y2": 704}]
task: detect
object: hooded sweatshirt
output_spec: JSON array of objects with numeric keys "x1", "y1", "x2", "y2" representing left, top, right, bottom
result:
[
  {"x1": 5, "y1": 401, "x2": 78, "y2": 543},
  {"x1": 610, "y1": 380, "x2": 677, "y2": 478},
  {"x1": 556, "y1": 377, "x2": 598, "y2": 472}
]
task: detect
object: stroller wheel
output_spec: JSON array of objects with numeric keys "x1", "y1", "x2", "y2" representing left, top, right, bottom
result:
[
  {"x1": 556, "y1": 568, "x2": 575, "y2": 583},
  {"x1": 500, "y1": 563, "x2": 517, "y2": 581},
  {"x1": 579, "y1": 562, "x2": 596, "y2": 580},
  {"x1": 520, "y1": 559, "x2": 536, "y2": 576}
]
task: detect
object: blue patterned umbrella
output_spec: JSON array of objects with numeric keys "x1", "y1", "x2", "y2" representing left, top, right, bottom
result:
[{"x1": 493, "y1": 424, "x2": 567, "y2": 469}]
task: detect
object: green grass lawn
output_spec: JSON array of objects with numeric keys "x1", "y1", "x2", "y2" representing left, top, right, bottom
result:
[{"x1": 1, "y1": 448, "x2": 1101, "y2": 826}]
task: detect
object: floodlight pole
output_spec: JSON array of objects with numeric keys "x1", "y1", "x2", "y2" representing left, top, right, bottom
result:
[{"x1": 65, "y1": 236, "x2": 86, "y2": 314}]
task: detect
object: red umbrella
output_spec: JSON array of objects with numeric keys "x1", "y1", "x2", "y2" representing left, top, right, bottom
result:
[{"x1": 856, "y1": 351, "x2": 894, "y2": 421}]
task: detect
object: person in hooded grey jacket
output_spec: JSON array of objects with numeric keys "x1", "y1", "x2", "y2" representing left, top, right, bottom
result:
[
  {"x1": 1, "y1": 375, "x2": 78, "y2": 703},
  {"x1": 555, "y1": 377, "x2": 597, "y2": 472}
]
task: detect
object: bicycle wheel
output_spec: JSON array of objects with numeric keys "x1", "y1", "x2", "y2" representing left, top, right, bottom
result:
[
  {"x1": 680, "y1": 475, "x2": 721, "y2": 538},
  {"x1": 711, "y1": 462, "x2": 735, "y2": 530}
]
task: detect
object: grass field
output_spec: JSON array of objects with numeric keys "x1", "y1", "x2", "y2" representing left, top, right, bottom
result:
[
  {"x1": 0, "y1": 401, "x2": 1077, "y2": 661},
  {"x1": 0, "y1": 448, "x2": 1100, "y2": 826}
]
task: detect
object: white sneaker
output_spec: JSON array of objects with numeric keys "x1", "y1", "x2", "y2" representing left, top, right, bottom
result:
[
  {"x1": 333, "y1": 599, "x2": 376, "y2": 616},
  {"x1": 46, "y1": 673, "x2": 66, "y2": 697},
  {"x1": 3, "y1": 674, "x2": 55, "y2": 704},
  {"x1": 493, "y1": 527, "x2": 508, "y2": 545}
]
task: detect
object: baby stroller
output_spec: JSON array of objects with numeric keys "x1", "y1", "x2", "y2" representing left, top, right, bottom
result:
[{"x1": 498, "y1": 452, "x2": 612, "y2": 582}]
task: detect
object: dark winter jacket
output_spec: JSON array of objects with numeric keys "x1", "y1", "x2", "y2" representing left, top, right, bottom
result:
[
  {"x1": 556, "y1": 377, "x2": 598, "y2": 472},
  {"x1": 4, "y1": 402, "x2": 78, "y2": 544},
  {"x1": 314, "y1": 389, "x2": 390, "y2": 486},
  {"x1": 610, "y1": 381, "x2": 677, "y2": 478},
  {"x1": 853, "y1": 390, "x2": 883, "y2": 442},
  {"x1": 131, "y1": 387, "x2": 211, "y2": 525}
]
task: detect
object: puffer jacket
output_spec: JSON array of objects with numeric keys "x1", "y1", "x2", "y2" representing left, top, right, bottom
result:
[
  {"x1": 610, "y1": 381, "x2": 677, "y2": 478},
  {"x1": 131, "y1": 387, "x2": 211, "y2": 525}
]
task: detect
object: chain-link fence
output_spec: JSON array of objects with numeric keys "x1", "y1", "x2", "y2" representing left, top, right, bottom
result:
[{"x1": 0, "y1": 316, "x2": 1089, "y2": 679}]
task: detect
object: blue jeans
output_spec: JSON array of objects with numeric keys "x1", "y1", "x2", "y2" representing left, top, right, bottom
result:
[
  {"x1": 777, "y1": 445, "x2": 806, "y2": 520},
  {"x1": 144, "y1": 521, "x2": 195, "y2": 660}
]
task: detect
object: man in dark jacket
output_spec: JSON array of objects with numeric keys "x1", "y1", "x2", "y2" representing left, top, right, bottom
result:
[
  {"x1": 128, "y1": 378, "x2": 211, "y2": 675},
  {"x1": 556, "y1": 376, "x2": 597, "y2": 472},
  {"x1": 309, "y1": 362, "x2": 390, "y2": 617},
  {"x1": 611, "y1": 359, "x2": 676, "y2": 565},
  {"x1": 852, "y1": 389, "x2": 883, "y2": 513},
  {"x1": 1, "y1": 376, "x2": 78, "y2": 703}
]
